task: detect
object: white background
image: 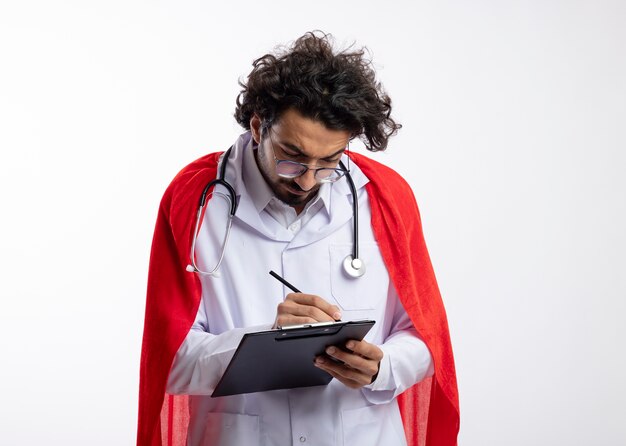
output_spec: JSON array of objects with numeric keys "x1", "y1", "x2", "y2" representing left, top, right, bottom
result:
[{"x1": 0, "y1": 1, "x2": 624, "y2": 445}]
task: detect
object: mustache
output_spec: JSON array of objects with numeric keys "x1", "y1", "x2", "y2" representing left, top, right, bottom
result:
[{"x1": 281, "y1": 179, "x2": 315, "y2": 193}]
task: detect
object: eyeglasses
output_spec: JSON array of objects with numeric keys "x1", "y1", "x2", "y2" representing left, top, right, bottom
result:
[{"x1": 265, "y1": 129, "x2": 349, "y2": 183}]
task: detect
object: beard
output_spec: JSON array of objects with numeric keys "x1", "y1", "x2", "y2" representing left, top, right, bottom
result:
[
  {"x1": 255, "y1": 146, "x2": 321, "y2": 208},
  {"x1": 272, "y1": 178, "x2": 321, "y2": 207}
]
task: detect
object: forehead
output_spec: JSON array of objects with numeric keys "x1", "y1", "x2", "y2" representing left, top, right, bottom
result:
[{"x1": 271, "y1": 109, "x2": 351, "y2": 158}]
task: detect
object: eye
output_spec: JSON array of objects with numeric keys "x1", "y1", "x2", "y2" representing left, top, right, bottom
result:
[
  {"x1": 279, "y1": 146, "x2": 301, "y2": 159},
  {"x1": 320, "y1": 157, "x2": 341, "y2": 165}
]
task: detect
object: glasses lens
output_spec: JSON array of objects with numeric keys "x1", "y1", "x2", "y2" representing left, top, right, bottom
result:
[
  {"x1": 276, "y1": 160, "x2": 307, "y2": 178},
  {"x1": 315, "y1": 168, "x2": 345, "y2": 183}
]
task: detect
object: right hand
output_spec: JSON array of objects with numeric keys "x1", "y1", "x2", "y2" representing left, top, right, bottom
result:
[{"x1": 273, "y1": 293, "x2": 342, "y2": 328}]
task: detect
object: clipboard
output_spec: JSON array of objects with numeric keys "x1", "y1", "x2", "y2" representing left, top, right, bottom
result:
[{"x1": 211, "y1": 320, "x2": 375, "y2": 397}]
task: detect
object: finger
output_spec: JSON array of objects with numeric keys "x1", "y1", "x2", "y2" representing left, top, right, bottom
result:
[
  {"x1": 277, "y1": 299, "x2": 336, "y2": 323},
  {"x1": 314, "y1": 356, "x2": 371, "y2": 387},
  {"x1": 286, "y1": 293, "x2": 342, "y2": 320},
  {"x1": 317, "y1": 366, "x2": 362, "y2": 389},
  {"x1": 275, "y1": 315, "x2": 319, "y2": 328},
  {"x1": 324, "y1": 346, "x2": 378, "y2": 377},
  {"x1": 345, "y1": 339, "x2": 384, "y2": 362},
  {"x1": 285, "y1": 293, "x2": 342, "y2": 320}
]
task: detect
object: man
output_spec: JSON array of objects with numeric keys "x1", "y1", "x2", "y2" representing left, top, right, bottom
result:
[{"x1": 138, "y1": 32, "x2": 459, "y2": 446}]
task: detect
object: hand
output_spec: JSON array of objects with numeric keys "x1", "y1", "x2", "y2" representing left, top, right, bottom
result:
[
  {"x1": 314, "y1": 339, "x2": 384, "y2": 389},
  {"x1": 273, "y1": 293, "x2": 342, "y2": 329}
]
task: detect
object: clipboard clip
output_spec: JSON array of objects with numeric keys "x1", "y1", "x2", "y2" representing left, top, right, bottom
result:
[
  {"x1": 275, "y1": 322, "x2": 344, "y2": 341},
  {"x1": 278, "y1": 321, "x2": 338, "y2": 330}
]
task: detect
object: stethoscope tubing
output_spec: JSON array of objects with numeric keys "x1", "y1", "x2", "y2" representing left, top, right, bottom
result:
[
  {"x1": 339, "y1": 159, "x2": 359, "y2": 263},
  {"x1": 188, "y1": 147, "x2": 363, "y2": 278}
]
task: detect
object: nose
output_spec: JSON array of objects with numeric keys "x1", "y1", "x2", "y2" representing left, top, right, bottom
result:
[{"x1": 294, "y1": 168, "x2": 317, "y2": 191}]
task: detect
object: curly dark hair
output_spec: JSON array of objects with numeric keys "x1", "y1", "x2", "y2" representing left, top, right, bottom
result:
[{"x1": 234, "y1": 31, "x2": 401, "y2": 152}]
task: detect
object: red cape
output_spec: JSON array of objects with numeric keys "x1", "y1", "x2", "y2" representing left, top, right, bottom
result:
[{"x1": 137, "y1": 151, "x2": 459, "y2": 445}]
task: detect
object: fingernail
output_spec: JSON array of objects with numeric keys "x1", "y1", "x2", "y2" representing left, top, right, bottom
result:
[
  {"x1": 315, "y1": 357, "x2": 325, "y2": 364},
  {"x1": 326, "y1": 346, "x2": 335, "y2": 355},
  {"x1": 333, "y1": 312, "x2": 342, "y2": 320}
]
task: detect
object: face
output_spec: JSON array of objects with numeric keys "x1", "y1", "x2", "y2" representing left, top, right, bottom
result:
[{"x1": 250, "y1": 109, "x2": 351, "y2": 212}]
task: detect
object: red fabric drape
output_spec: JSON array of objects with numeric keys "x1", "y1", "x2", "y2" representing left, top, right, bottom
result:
[{"x1": 137, "y1": 151, "x2": 459, "y2": 445}]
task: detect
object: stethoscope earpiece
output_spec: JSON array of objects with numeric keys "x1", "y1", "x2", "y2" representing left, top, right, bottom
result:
[
  {"x1": 186, "y1": 263, "x2": 221, "y2": 277},
  {"x1": 343, "y1": 255, "x2": 366, "y2": 278}
]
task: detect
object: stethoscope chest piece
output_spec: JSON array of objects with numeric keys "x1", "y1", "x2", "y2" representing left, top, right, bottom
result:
[{"x1": 343, "y1": 255, "x2": 366, "y2": 278}]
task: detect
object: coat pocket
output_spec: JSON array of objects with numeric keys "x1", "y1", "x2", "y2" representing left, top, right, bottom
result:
[
  {"x1": 341, "y1": 404, "x2": 405, "y2": 446},
  {"x1": 329, "y1": 243, "x2": 389, "y2": 311},
  {"x1": 201, "y1": 412, "x2": 260, "y2": 446}
]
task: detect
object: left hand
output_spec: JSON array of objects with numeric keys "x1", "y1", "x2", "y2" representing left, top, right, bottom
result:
[{"x1": 314, "y1": 339, "x2": 384, "y2": 389}]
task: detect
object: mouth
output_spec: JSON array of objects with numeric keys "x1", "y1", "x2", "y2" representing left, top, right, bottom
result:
[{"x1": 284, "y1": 183, "x2": 309, "y2": 196}]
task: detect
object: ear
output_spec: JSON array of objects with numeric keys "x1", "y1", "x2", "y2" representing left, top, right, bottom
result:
[{"x1": 250, "y1": 114, "x2": 262, "y2": 144}]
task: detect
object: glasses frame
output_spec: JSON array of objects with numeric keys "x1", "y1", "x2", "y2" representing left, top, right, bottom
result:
[{"x1": 264, "y1": 128, "x2": 349, "y2": 183}]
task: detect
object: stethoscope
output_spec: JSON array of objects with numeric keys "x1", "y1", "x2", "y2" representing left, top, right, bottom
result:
[{"x1": 186, "y1": 146, "x2": 366, "y2": 279}]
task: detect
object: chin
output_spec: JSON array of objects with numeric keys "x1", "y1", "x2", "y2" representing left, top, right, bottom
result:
[
  {"x1": 273, "y1": 181, "x2": 318, "y2": 206},
  {"x1": 280, "y1": 192, "x2": 308, "y2": 206}
]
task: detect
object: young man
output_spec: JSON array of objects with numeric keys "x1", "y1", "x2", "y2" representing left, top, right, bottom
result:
[{"x1": 138, "y1": 32, "x2": 459, "y2": 446}]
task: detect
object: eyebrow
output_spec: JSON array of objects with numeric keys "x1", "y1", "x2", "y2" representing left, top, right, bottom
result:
[{"x1": 280, "y1": 141, "x2": 346, "y2": 160}]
